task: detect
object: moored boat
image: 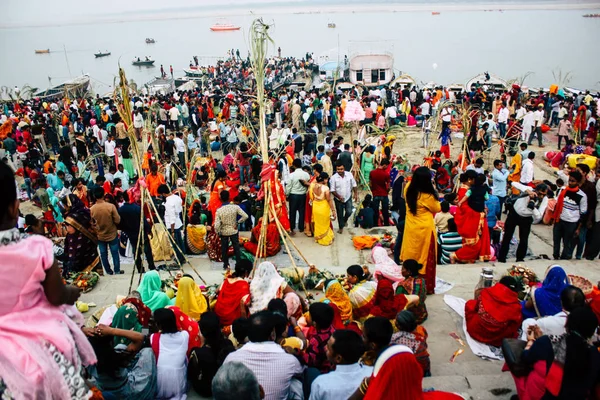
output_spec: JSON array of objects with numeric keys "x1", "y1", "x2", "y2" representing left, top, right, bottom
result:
[
  {"x1": 210, "y1": 22, "x2": 240, "y2": 31},
  {"x1": 35, "y1": 74, "x2": 91, "y2": 101},
  {"x1": 432, "y1": 11, "x2": 441, "y2": 15},
  {"x1": 35, "y1": 49, "x2": 50, "y2": 54},
  {"x1": 146, "y1": 38, "x2": 156, "y2": 44},
  {"x1": 328, "y1": 22, "x2": 336, "y2": 28},
  {"x1": 583, "y1": 13, "x2": 600, "y2": 17},
  {"x1": 94, "y1": 51, "x2": 111, "y2": 58}
]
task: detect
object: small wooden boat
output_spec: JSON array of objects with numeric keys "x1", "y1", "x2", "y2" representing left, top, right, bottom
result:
[
  {"x1": 146, "y1": 38, "x2": 156, "y2": 44},
  {"x1": 583, "y1": 13, "x2": 600, "y2": 18},
  {"x1": 132, "y1": 58, "x2": 155, "y2": 66},
  {"x1": 432, "y1": 11, "x2": 441, "y2": 15},
  {"x1": 94, "y1": 51, "x2": 111, "y2": 58},
  {"x1": 210, "y1": 23, "x2": 240, "y2": 31},
  {"x1": 184, "y1": 68, "x2": 205, "y2": 77},
  {"x1": 328, "y1": 22, "x2": 336, "y2": 28},
  {"x1": 35, "y1": 49, "x2": 50, "y2": 54}
]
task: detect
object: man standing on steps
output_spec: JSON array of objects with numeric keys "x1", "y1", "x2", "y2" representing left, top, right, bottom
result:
[
  {"x1": 370, "y1": 158, "x2": 391, "y2": 226},
  {"x1": 286, "y1": 158, "x2": 310, "y2": 236},
  {"x1": 118, "y1": 192, "x2": 155, "y2": 273},
  {"x1": 214, "y1": 190, "x2": 248, "y2": 270},
  {"x1": 330, "y1": 161, "x2": 358, "y2": 234},
  {"x1": 91, "y1": 187, "x2": 123, "y2": 275}
]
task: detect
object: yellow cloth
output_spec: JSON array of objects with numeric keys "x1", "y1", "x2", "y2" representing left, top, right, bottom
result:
[
  {"x1": 323, "y1": 281, "x2": 353, "y2": 322},
  {"x1": 150, "y1": 224, "x2": 173, "y2": 261},
  {"x1": 400, "y1": 190, "x2": 441, "y2": 274},
  {"x1": 310, "y1": 184, "x2": 334, "y2": 246},
  {"x1": 175, "y1": 277, "x2": 208, "y2": 321}
]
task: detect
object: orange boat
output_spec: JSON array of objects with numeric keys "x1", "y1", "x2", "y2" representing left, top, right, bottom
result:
[
  {"x1": 35, "y1": 49, "x2": 50, "y2": 54},
  {"x1": 432, "y1": 11, "x2": 440, "y2": 15},
  {"x1": 210, "y1": 23, "x2": 240, "y2": 31}
]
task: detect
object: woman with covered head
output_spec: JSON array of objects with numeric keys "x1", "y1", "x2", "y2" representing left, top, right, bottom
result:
[
  {"x1": 172, "y1": 275, "x2": 208, "y2": 321},
  {"x1": 347, "y1": 264, "x2": 378, "y2": 320},
  {"x1": 248, "y1": 261, "x2": 298, "y2": 315},
  {"x1": 137, "y1": 270, "x2": 171, "y2": 312},
  {"x1": 0, "y1": 162, "x2": 97, "y2": 399},
  {"x1": 64, "y1": 193, "x2": 101, "y2": 274},
  {"x1": 521, "y1": 265, "x2": 569, "y2": 319},
  {"x1": 396, "y1": 259, "x2": 428, "y2": 324}
]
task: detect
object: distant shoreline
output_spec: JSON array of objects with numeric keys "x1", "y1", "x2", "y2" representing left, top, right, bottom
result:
[{"x1": 2, "y1": 2, "x2": 600, "y2": 29}]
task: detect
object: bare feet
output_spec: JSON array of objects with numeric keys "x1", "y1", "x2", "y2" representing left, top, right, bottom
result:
[{"x1": 449, "y1": 253, "x2": 458, "y2": 264}]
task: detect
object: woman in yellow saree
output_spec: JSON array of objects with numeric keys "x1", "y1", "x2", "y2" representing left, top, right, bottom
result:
[{"x1": 310, "y1": 172, "x2": 336, "y2": 246}]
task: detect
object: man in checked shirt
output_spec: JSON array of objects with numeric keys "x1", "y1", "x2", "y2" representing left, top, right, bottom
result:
[{"x1": 214, "y1": 190, "x2": 248, "y2": 270}]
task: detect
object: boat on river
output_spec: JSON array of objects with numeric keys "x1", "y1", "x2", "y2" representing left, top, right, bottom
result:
[
  {"x1": 146, "y1": 38, "x2": 156, "y2": 44},
  {"x1": 210, "y1": 22, "x2": 240, "y2": 31},
  {"x1": 583, "y1": 13, "x2": 600, "y2": 18},
  {"x1": 35, "y1": 49, "x2": 50, "y2": 54},
  {"x1": 132, "y1": 57, "x2": 155, "y2": 66},
  {"x1": 35, "y1": 74, "x2": 91, "y2": 101},
  {"x1": 94, "y1": 51, "x2": 111, "y2": 58}
]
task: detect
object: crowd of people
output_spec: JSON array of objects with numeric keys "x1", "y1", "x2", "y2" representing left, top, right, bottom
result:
[{"x1": 1, "y1": 48, "x2": 600, "y2": 399}]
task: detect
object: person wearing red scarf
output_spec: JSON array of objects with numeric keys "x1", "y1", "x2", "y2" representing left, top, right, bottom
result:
[
  {"x1": 552, "y1": 170, "x2": 588, "y2": 260},
  {"x1": 465, "y1": 276, "x2": 522, "y2": 346}
]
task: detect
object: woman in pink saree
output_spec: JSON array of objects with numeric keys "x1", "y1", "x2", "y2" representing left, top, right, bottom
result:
[{"x1": 0, "y1": 163, "x2": 96, "y2": 399}]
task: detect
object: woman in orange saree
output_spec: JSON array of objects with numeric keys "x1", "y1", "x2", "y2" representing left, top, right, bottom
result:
[
  {"x1": 451, "y1": 170, "x2": 491, "y2": 264},
  {"x1": 208, "y1": 170, "x2": 228, "y2": 222}
]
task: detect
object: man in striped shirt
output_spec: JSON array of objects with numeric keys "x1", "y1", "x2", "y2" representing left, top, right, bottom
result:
[{"x1": 552, "y1": 170, "x2": 587, "y2": 260}]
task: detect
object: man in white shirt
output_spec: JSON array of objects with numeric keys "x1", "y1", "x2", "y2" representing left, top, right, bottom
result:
[
  {"x1": 113, "y1": 164, "x2": 130, "y2": 190},
  {"x1": 553, "y1": 170, "x2": 587, "y2": 260},
  {"x1": 158, "y1": 184, "x2": 185, "y2": 264},
  {"x1": 309, "y1": 330, "x2": 372, "y2": 400},
  {"x1": 330, "y1": 162, "x2": 357, "y2": 234},
  {"x1": 497, "y1": 102, "x2": 509, "y2": 138},
  {"x1": 466, "y1": 158, "x2": 485, "y2": 175},
  {"x1": 528, "y1": 104, "x2": 545, "y2": 147},
  {"x1": 104, "y1": 135, "x2": 116, "y2": 168},
  {"x1": 174, "y1": 131, "x2": 186, "y2": 171},
  {"x1": 419, "y1": 101, "x2": 430, "y2": 118},
  {"x1": 515, "y1": 104, "x2": 527, "y2": 121},
  {"x1": 168, "y1": 104, "x2": 180, "y2": 131},
  {"x1": 285, "y1": 159, "x2": 310, "y2": 236},
  {"x1": 385, "y1": 105, "x2": 397, "y2": 125},
  {"x1": 521, "y1": 107, "x2": 535, "y2": 143},
  {"x1": 93, "y1": 123, "x2": 105, "y2": 146},
  {"x1": 133, "y1": 109, "x2": 144, "y2": 141},
  {"x1": 520, "y1": 285, "x2": 585, "y2": 341},
  {"x1": 520, "y1": 151, "x2": 535, "y2": 185}
]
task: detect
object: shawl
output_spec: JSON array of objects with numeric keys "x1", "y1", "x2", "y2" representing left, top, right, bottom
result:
[
  {"x1": 137, "y1": 270, "x2": 171, "y2": 312},
  {"x1": 122, "y1": 297, "x2": 152, "y2": 328},
  {"x1": 283, "y1": 292, "x2": 303, "y2": 319},
  {"x1": 370, "y1": 277, "x2": 408, "y2": 320},
  {"x1": 371, "y1": 246, "x2": 403, "y2": 285},
  {"x1": 480, "y1": 283, "x2": 522, "y2": 324},
  {"x1": 214, "y1": 277, "x2": 250, "y2": 326},
  {"x1": 65, "y1": 195, "x2": 99, "y2": 272},
  {"x1": 111, "y1": 303, "x2": 142, "y2": 346},
  {"x1": 249, "y1": 262, "x2": 285, "y2": 314},
  {"x1": 552, "y1": 186, "x2": 580, "y2": 223},
  {"x1": 323, "y1": 280, "x2": 353, "y2": 322},
  {"x1": 175, "y1": 277, "x2": 208, "y2": 321},
  {"x1": 167, "y1": 306, "x2": 201, "y2": 357},
  {"x1": 348, "y1": 279, "x2": 377, "y2": 318},
  {"x1": 526, "y1": 265, "x2": 568, "y2": 319},
  {"x1": 436, "y1": 167, "x2": 450, "y2": 187}
]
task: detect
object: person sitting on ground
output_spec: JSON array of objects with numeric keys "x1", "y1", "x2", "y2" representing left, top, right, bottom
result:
[
  {"x1": 309, "y1": 329, "x2": 372, "y2": 400},
  {"x1": 465, "y1": 276, "x2": 523, "y2": 346},
  {"x1": 390, "y1": 310, "x2": 431, "y2": 377},
  {"x1": 303, "y1": 302, "x2": 336, "y2": 373},
  {"x1": 369, "y1": 275, "x2": 410, "y2": 320},
  {"x1": 137, "y1": 270, "x2": 171, "y2": 312},
  {"x1": 355, "y1": 346, "x2": 463, "y2": 400},
  {"x1": 396, "y1": 259, "x2": 428, "y2": 324},
  {"x1": 214, "y1": 259, "x2": 253, "y2": 328},
  {"x1": 512, "y1": 307, "x2": 600, "y2": 400},
  {"x1": 357, "y1": 199, "x2": 375, "y2": 229},
  {"x1": 347, "y1": 264, "x2": 377, "y2": 320},
  {"x1": 521, "y1": 285, "x2": 586, "y2": 341},
  {"x1": 188, "y1": 312, "x2": 235, "y2": 398},
  {"x1": 152, "y1": 307, "x2": 189, "y2": 399},
  {"x1": 223, "y1": 310, "x2": 304, "y2": 400},
  {"x1": 172, "y1": 275, "x2": 208, "y2": 321},
  {"x1": 90, "y1": 324, "x2": 157, "y2": 399},
  {"x1": 521, "y1": 265, "x2": 569, "y2": 319},
  {"x1": 361, "y1": 316, "x2": 393, "y2": 366},
  {"x1": 230, "y1": 317, "x2": 250, "y2": 349},
  {"x1": 211, "y1": 362, "x2": 262, "y2": 400}
]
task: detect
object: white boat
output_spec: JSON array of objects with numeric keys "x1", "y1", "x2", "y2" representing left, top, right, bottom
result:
[
  {"x1": 390, "y1": 74, "x2": 416, "y2": 89},
  {"x1": 465, "y1": 72, "x2": 507, "y2": 91},
  {"x1": 348, "y1": 51, "x2": 394, "y2": 87},
  {"x1": 184, "y1": 66, "x2": 206, "y2": 77}
]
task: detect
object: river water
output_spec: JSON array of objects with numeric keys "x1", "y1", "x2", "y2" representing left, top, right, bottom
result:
[{"x1": 1, "y1": 3, "x2": 599, "y2": 94}]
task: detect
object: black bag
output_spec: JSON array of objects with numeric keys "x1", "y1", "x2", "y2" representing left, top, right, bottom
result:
[{"x1": 501, "y1": 338, "x2": 532, "y2": 377}]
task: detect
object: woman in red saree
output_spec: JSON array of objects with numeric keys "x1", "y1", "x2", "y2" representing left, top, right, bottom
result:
[
  {"x1": 451, "y1": 170, "x2": 491, "y2": 264},
  {"x1": 465, "y1": 276, "x2": 522, "y2": 346},
  {"x1": 214, "y1": 261, "x2": 252, "y2": 327},
  {"x1": 269, "y1": 173, "x2": 291, "y2": 232},
  {"x1": 208, "y1": 170, "x2": 228, "y2": 222},
  {"x1": 166, "y1": 305, "x2": 202, "y2": 357},
  {"x1": 369, "y1": 276, "x2": 408, "y2": 320},
  {"x1": 243, "y1": 217, "x2": 281, "y2": 257}
]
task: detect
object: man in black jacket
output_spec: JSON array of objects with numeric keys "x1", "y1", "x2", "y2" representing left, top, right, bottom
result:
[{"x1": 118, "y1": 192, "x2": 155, "y2": 272}]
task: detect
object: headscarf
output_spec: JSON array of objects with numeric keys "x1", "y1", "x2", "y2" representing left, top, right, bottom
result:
[
  {"x1": 121, "y1": 297, "x2": 152, "y2": 328},
  {"x1": 436, "y1": 167, "x2": 451, "y2": 187},
  {"x1": 371, "y1": 246, "x2": 403, "y2": 285},
  {"x1": 249, "y1": 262, "x2": 285, "y2": 314},
  {"x1": 365, "y1": 346, "x2": 461, "y2": 400},
  {"x1": 137, "y1": 270, "x2": 171, "y2": 312},
  {"x1": 167, "y1": 305, "x2": 201, "y2": 356},
  {"x1": 283, "y1": 292, "x2": 302, "y2": 319},
  {"x1": 370, "y1": 277, "x2": 408, "y2": 320},
  {"x1": 527, "y1": 265, "x2": 568, "y2": 319},
  {"x1": 64, "y1": 194, "x2": 98, "y2": 272},
  {"x1": 323, "y1": 280, "x2": 353, "y2": 322},
  {"x1": 111, "y1": 303, "x2": 143, "y2": 346},
  {"x1": 175, "y1": 277, "x2": 208, "y2": 321}
]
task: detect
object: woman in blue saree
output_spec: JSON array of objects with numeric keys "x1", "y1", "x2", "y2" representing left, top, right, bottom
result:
[{"x1": 522, "y1": 265, "x2": 568, "y2": 319}]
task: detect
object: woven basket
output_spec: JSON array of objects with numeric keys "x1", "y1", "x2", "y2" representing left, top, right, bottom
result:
[{"x1": 568, "y1": 274, "x2": 593, "y2": 295}]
